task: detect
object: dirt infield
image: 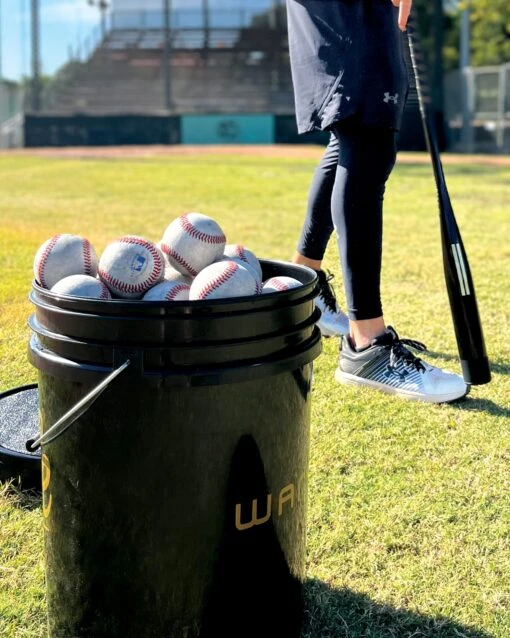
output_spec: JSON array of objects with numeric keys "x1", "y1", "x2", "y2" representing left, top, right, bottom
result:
[{"x1": 2, "y1": 144, "x2": 510, "y2": 166}]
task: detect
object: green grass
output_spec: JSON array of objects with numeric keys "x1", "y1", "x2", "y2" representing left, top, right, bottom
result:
[{"x1": 0, "y1": 150, "x2": 509, "y2": 637}]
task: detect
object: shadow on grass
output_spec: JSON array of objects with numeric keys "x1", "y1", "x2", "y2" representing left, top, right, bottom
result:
[
  {"x1": 0, "y1": 479, "x2": 41, "y2": 511},
  {"x1": 302, "y1": 579, "x2": 493, "y2": 638},
  {"x1": 423, "y1": 350, "x2": 510, "y2": 416},
  {"x1": 450, "y1": 396, "x2": 510, "y2": 417},
  {"x1": 0, "y1": 478, "x2": 496, "y2": 638},
  {"x1": 425, "y1": 350, "x2": 509, "y2": 378}
]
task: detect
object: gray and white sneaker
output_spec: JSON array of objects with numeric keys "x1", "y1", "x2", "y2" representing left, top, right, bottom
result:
[
  {"x1": 335, "y1": 326, "x2": 468, "y2": 403},
  {"x1": 315, "y1": 270, "x2": 350, "y2": 337}
]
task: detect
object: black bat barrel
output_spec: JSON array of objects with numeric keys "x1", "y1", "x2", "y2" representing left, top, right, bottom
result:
[{"x1": 27, "y1": 260, "x2": 322, "y2": 638}]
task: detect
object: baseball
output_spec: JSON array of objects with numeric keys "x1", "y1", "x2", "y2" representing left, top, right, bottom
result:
[
  {"x1": 156, "y1": 241, "x2": 170, "y2": 265},
  {"x1": 164, "y1": 264, "x2": 193, "y2": 285},
  {"x1": 98, "y1": 235, "x2": 164, "y2": 299},
  {"x1": 215, "y1": 256, "x2": 262, "y2": 291},
  {"x1": 261, "y1": 276, "x2": 303, "y2": 294},
  {"x1": 222, "y1": 244, "x2": 262, "y2": 283},
  {"x1": 160, "y1": 213, "x2": 226, "y2": 277},
  {"x1": 142, "y1": 280, "x2": 191, "y2": 301},
  {"x1": 33, "y1": 233, "x2": 98, "y2": 290},
  {"x1": 189, "y1": 260, "x2": 259, "y2": 300},
  {"x1": 51, "y1": 274, "x2": 111, "y2": 300}
]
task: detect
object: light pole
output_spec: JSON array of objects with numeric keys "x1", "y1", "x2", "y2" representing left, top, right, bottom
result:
[
  {"x1": 31, "y1": 0, "x2": 41, "y2": 111},
  {"x1": 163, "y1": 0, "x2": 173, "y2": 111},
  {"x1": 460, "y1": 6, "x2": 473, "y2": 152},
  {"x1": 0, "y1": 0, "x2": 3, "y2": 81},
  {"x1": 22, "y1": 0, "x2": 28, "y2": 78},
  {"x1": 202, "y1": 0, "x2": 210, "y2": 55},
  {"x1": 88, "y1": 0, "x2": 109, "y2": 41}
]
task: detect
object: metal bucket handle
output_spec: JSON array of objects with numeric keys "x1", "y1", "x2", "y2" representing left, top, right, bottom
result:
[{"x1": 25, "y1": 360, "x2": 130, "y2": 453}]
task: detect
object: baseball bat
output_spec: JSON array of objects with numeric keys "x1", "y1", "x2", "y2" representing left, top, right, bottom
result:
[{"x1": 406, "y1": 26, "x2": 491, "y2": 385}]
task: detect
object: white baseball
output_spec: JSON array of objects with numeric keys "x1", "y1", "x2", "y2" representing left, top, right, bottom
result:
[
  {"x1": 33, "y1": 234, "x2": 98, "y2": 290},
  {"x1": 160, "y1": 213, "x2": 226, "y2": 277},
  {"x1": 222, "y1": 244, "x2": 263, "y2": 283},
  {"x1": 189, "y1": 260, "x2": 259, "y2": 300},
  {"x1": 156, "y1": 241, "x2": 170, "y2": 265},
  {"x1": 98, "y1": 236, "x2": 164, "y2": 299},
  {"x1": 142, "y1": 280, "x2": 191, "y2": 301},
  {"x1": 164, "y1": 264, "x2": 193, "y2": 285},
  {"x1": 261, "y1": 276, "x2": 303, "y2": 294},
  {"x1": 51, "y1": 275, "x2": 111, "y2": 300},
  {"x1": 215, "y1": 256, "x2": 262, "y2": 289}
]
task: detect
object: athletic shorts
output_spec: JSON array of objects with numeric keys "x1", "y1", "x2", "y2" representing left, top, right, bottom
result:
[{"x1": 286, "y1": 0, "x2": 409, "y2": 133}]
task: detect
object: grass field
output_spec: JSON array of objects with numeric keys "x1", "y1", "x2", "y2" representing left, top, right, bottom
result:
[{"x1": 0, "y1": 148, "x2": 509, "y2": 637}]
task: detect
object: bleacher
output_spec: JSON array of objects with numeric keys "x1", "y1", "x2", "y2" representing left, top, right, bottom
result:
[{"x1": 42, "y1": 24, "x2": 294, "y2": 117}]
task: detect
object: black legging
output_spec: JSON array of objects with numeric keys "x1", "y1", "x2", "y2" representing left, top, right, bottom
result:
[{"x1": 297, "y1": 118, "x2": 397, "y2": 321}]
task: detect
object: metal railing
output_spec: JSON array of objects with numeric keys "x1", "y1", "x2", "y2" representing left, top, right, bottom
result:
[
  {"x1": 0, "y1": 112, "x2": 25, "y2": 148},
  {"x1": 445, "y1": 63, "x2": 510, "y2": 153}
]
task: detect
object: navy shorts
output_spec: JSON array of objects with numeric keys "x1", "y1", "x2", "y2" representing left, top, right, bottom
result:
[{"x1": 286, "y1": 0, "x2": 410, "y2": 133}]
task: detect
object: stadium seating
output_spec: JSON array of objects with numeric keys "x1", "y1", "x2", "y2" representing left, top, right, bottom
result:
[{"x1": 42, "y1": 28, "x2": 294, "y2": 116}]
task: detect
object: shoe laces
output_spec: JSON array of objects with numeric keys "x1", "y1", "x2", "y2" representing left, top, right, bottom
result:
[
  {"x1": 317, "y1": 270, "x2": 337, "y2": 313},
  {"x1": 386, "y1": 327, "x2": 427, "y2": 373}
]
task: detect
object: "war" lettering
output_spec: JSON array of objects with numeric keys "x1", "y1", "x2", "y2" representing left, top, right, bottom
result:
[{"x1": 235, "y1": 483, "x2": 296, "y2": 531}]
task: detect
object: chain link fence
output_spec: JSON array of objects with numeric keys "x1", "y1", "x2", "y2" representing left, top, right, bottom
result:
[
  {"x1": 0, "y1": 80, "x2": 24, "y2": 148},
  {"x1": 445, "y1": 64, "x2": 510, "y2": 153}
]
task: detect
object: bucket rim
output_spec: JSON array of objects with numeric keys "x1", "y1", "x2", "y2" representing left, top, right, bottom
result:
[
  {"x1": 30, "y1": 259, "x2": 318, "y2": 315},
  {"x1": 29, "y1": 328, "x2": 322, "y2": 387}
]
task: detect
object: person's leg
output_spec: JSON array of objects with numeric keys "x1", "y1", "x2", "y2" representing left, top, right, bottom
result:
[
  {"x1": 329, "y1": 120, "x2": 397, "y2": 348},
  {"x1": 329, "y1": 119, "x2": 467, "y2": 402},
  {"x1": 294, "y1": 132, "x2": 349, "y2": 336},
  {"x1": 294, "y1": 131, "x2": 338, "y2": 269}
]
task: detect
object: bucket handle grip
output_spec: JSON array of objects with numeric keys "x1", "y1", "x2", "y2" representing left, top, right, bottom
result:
[{"x1": 26, "y1": 360, "x2": 131, "y2": 453}]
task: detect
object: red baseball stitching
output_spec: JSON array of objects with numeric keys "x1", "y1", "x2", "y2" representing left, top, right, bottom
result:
[
  {"x1": 161, "y1": 244, "x2": 198, "y2": 277},
  {"x1": 166, "y1": 283, "x2": 190, "y2": 301},
  {"x1": 99, "y1": 282, "x2": 110, "y2": 299},
  {"x1": 233, "y1": 244, "x2": 246, "y2": 261},
  {"x1": 196, "y1": 262, "x2": 238, "y2": 299},
  {"x1": 37, "y1": 234, "x2": 62, "y2": 288},
  {"x1": 180, "y1": 215, "x2": 226, "y2": 245},
  {"x1": 266, "y1": 278, "x2": 290, "y2": 292},
  {"x1": 99, "y1": 237, "x2": 163, "y2": 295},
  {"x1": 83, "y1": 238, "x2": 93, "y2": 275}
]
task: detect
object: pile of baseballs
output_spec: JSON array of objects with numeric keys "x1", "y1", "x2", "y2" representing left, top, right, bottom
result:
[{"x1": 32, "y1": 213, "x2": 303, "y2": 302}]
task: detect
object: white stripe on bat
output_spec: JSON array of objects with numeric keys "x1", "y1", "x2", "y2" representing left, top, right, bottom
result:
[{"x1": 451, "y1": 243, "x2": 471, "y2": 297}]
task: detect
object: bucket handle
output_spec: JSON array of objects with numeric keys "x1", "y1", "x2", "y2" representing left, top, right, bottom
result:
[{"x1": 26, "y1": 360, "x2": 131, "y2": 453}]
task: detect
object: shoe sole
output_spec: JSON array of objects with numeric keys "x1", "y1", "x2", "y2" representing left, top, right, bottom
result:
[{"x1": 335, "y1": 369, "x2": 468, "y2": 404}]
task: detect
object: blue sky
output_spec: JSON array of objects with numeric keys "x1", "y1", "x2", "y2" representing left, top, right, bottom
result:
[{"x1": 1, "y1": 0, "x2": 100, "y2": 81}]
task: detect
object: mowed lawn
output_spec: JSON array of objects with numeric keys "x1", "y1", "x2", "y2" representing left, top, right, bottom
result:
[{"x1": 0, "y1": 149, "x2": 509, "y2": 638}]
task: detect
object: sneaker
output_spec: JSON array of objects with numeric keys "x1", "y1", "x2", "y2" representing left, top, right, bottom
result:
[
  {"x1": 335, "y1": 326, "x2": 468, "y2": 403},
  {"x1": 315, "y1": 270, "x2": 350, "y2": 337}
]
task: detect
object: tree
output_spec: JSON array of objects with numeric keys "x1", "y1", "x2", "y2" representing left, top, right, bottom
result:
[
  {"x1": 469, "y1": 0, "x2": 510, "y2": 65},
  {"x1": 440, "y1": 0, "x2": 510, "y2": 67}
]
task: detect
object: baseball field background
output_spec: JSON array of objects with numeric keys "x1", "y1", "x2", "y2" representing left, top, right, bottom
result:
[{"x1": 0, "y1": 146, "x2": 509, "y2": 637}]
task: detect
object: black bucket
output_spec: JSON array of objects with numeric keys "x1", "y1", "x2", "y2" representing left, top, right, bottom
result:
[{"x1": 28, "y1": 259, "x2": 322, "y2": 638}]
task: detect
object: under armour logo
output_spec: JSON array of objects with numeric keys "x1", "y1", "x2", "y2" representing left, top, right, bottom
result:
[
  {"x1": 384, "y1": 365, "x2": 408, "y2": 381},
  {"x1": 383, "y1": 92, "x2": 399, "y2": 104}
]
